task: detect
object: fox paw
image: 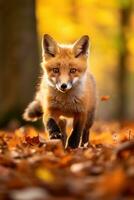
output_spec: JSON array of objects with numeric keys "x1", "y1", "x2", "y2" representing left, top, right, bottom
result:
[{"x1": 50, "y1": 132, "x2": 63, "y2": 140}]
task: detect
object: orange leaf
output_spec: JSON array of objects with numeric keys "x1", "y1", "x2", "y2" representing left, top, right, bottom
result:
[{"x1": 101, "y1": 95, "x2": 110, "y2": 101}]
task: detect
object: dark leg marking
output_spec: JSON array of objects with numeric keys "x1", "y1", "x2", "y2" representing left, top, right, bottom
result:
[
  {"x1": 46, "y1": 118, "x2": 63, "y2": 140},
  {"x1": 81, "y1": 129, "x2": 90, "y2": 147},
  {"x1": 58, "y1": 118, "x2": 67, "y2": 146},
  {"x1": 67, "y1": 122, "x2": 81, "y2": 149},
  {"x1": 81, "y1": 110, "x2": 95, "y2": 147}
]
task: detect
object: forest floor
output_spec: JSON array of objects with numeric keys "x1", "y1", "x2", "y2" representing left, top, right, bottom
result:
[{"x1": 0, "y1": 122, "x2": 134, "y2": 200}]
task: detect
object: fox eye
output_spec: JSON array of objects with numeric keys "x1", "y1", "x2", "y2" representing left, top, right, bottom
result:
[
  {"x1": 70, "y1": 68, "x2": 76, "y2": 73},
  {"x1": 53, "y1": 68, "x2": 59, "y2": 73}
]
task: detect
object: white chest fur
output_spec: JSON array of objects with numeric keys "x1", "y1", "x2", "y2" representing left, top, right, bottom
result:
[
  {"x1": 42, "y1": 72, "x2": 90, "y2": 116},
  {"x1": 48, "y1": 75, "x2": 87, "y2": 115}
]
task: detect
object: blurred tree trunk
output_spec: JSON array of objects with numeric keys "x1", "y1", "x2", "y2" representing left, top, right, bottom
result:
[
  {"x1": 117, "y1": 0, "x2": 132, "y2": 121},
  {"x1": 0, "y1": 0, "x2": 39, "y2": 128}
]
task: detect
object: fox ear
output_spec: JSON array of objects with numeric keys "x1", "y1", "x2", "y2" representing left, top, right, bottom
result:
[
  {"x1": 73, "y1": 35, "x2": 89, "y2": 57},
  {"x1": 42, "y1": 34, "x2": 58, "y2": 58}
]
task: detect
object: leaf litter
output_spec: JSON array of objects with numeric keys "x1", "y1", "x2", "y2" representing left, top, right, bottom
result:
[{"x1": 0, "y1": 122, "x2": 134, "y2": 200}]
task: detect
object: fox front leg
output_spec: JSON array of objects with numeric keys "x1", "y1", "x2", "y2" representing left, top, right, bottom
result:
[
  {"x1": 67, "y1": 113, "x2": 86, "y2": 149},
  {"x1": 58, "y1": 118, "x2": 67, "y2": 146},
  {"x1": 81, "y1": 110, "x2": 95, "y2": 147},
  {"x1": 43, "y1": 110, "x2": 63, "y2": 140}
]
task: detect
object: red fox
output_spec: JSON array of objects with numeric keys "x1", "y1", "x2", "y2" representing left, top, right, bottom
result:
[{"x1": 23, "y1": 34, "x2": 96, "y2": 148}]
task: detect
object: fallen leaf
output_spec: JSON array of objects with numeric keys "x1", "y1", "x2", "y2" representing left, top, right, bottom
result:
[{"x1": 101, "y1": 95, "x2": 110, "y2": 101}]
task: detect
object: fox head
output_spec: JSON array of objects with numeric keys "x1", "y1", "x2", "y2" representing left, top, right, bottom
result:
[{"x1": 41, "y1": 34, "x2": 90, "y2": 93}]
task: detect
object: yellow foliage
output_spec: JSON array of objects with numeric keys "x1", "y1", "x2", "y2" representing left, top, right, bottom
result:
[
  {"x1": 36, "y1": 0, "x2": 134, "y2": 117},
  {"x1": 36, "y1": 168, "x2": 55, "y2": 183}
]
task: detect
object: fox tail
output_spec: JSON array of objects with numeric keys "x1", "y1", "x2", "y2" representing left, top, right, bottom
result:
[{"x1": 23, "y1": 100, "x2": 43, "y2": 122}]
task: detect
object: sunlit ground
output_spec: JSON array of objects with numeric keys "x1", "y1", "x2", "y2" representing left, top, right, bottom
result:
[
  {"x1": 1, "y1": 121, "x2": 134, "y2": 149},
  {"x1": 0, "y1": 121, "x2": 134, "y2": 199}
]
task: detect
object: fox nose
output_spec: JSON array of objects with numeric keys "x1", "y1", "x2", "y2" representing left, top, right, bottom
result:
[{"x1": 60, "y1": 83, "x2": 67, "y2": 90}]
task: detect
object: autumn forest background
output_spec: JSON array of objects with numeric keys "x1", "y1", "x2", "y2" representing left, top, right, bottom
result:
[
  {"x1": 1, "y1": 1, "x2": 134, "y2": 200},
  {"x1": 0, "y1": 0, "x2": 134, "y2": 128}
]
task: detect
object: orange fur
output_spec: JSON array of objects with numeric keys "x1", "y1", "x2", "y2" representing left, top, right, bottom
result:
[{"x1": 24, "y1": 34, "x2": 97, "y2": 148}]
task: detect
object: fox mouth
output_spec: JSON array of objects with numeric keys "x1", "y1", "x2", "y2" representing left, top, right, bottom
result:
[{"x1": 58, "y1": 89, "x2": 67, "y2": 93}]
